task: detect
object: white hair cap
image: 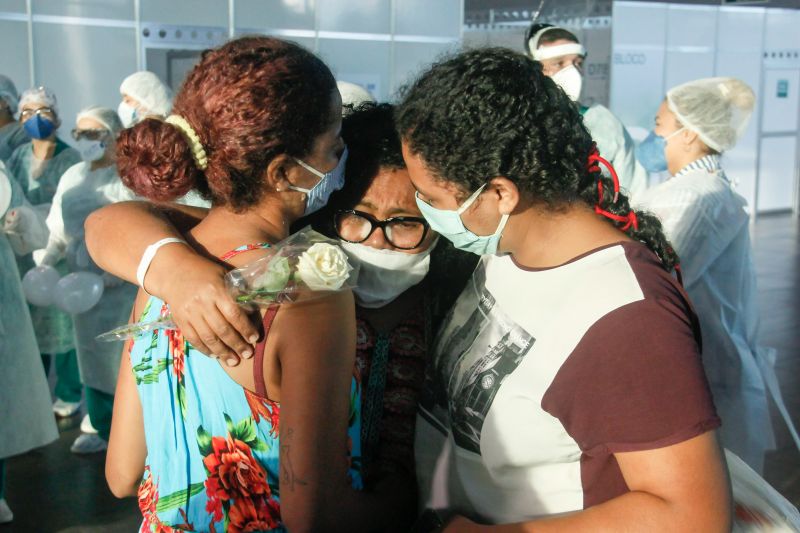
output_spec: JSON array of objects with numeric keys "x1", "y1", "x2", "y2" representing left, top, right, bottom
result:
[
  {"x1": 120, "y1": 71, "x2": 173, "y2": 117},
  {"x1": 19, "y1": 86, "x2": 58, "y2": 116},
  {"x1": 0, "y1": 75, "x2": 19, "y2": 114},
  {"x1": 337, "y1": 81, "x2": 376, "y2": 114},
  {"x1": 77, "y1": 105, "x2": 123, "y2": 136},
  {"x1": 667, "y1": 77, "x2": 755, "y2": 153}
]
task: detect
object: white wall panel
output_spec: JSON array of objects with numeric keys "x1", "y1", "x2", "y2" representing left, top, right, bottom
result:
[
  {"x1": 610, "y1": 2, "x2": 667, "y2": 129},
  {"x1": 317, "y1": 39, "x2": 390, "y2": 101},
  {"x1": 0, "y1": 20, "x2": 30, "y2": 92},
  {"x1": 393, "y1": 41, "x2": 455, "y2": 97},
  {"x1": 141, "y1": 0, "x2": 228, "y2": 28},
  {"x1": 762, "y1": 69, "x2": 800, "y2": 133},
  {"x1": 0, "y1": 0, "x2": 25, "y2": 13},
  {"x1": 235, "y1": 0, "x2": 316, "y2": 31},
  {"x1": 32, "y1": 0, "x2": 134, "y2": 20},
  {"x1": 317, "y1": 0, "x2": 391, "y2": 34},
  {"x1": 757, "y1": 136, "x2": 797, "y2": 212},
  {"x1": 664, "y1": 5, "x2": 716, "y2": 90},
  {"x1": 763, "y1": 9, "x2": 800, "y2": 51},
  {"x1": 395, "y1": 0, "x2": 461, "y2": 38},
  {"x1": 32, "y1": 22, "x2": 137, "y2": 134}
]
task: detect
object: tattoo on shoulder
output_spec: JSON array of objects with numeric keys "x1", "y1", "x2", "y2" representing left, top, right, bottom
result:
[{"x1": 280, "y1": 427, "x2": 308, "y2": 492}]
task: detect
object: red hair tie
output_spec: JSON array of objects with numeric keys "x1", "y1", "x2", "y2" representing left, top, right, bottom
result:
[{"x1": 587, "y1": 143, "x2": 639, "y2": 231}]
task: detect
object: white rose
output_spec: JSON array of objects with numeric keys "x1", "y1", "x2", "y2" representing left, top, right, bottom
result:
[
  {"x1": 296, "y1": 243, "x2": 352, "y2": 291},
  {"x1": 253, "y1": 256, "x2": 292, "y2": 292}
]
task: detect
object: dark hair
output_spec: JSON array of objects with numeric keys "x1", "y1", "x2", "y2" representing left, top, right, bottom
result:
[
  {"x1": 524, "y1": 23, "x2": 580, "y2": 55},
  {"x1": 333, "y1": 102, "x2": 405, "y2": 209},
  {"x1": 301, "y1": 102, "x2": 406, "y2": 234},
  {"x1": 395, "y1": 47, "x2": 679, "y2": 271},
  {"x1": 117, "y1": 36, "x2": 337, "y2": 210}
]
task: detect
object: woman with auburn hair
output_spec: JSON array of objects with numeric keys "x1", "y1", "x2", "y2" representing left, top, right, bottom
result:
[{"x1": 104, "y1": 36, "x2": 410, "y2": 532}]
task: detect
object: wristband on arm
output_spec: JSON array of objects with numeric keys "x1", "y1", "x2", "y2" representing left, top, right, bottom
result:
[{"x1": 136, "y1": 237, "x2": 187, "y2": 295}]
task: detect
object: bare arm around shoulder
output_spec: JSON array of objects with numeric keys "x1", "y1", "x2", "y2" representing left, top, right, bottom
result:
[
  {"x1": 84, "y1": 201, "x2": 259, "y2": 360},
  {"x1": 446, "y1": 430, "x2": 732, "y2": 533},
  {"x1": 274, "y1": 291, "x2": 415, "y2": 532},
  {"x1": 105, "y1": 293, "x2": 149, "y2": 498}
]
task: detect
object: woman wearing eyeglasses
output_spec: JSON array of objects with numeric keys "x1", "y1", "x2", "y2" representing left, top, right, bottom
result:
[
  {"x1": 38, "y1": 106, "x2": 138, "y2": 454},
  {"x1": 6, "y1": 87, "x2": 83, "y2": 422},
  {"x1": 85, "y1": 103, "x2": 475, "y2": 519},
  {"x1": 309, "y1": 103, "x2": 477, "y2": 487}
]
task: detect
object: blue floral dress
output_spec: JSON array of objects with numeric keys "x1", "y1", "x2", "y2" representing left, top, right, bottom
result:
[{"x1": 130, "y1": 244, "x2": 362, "y2": 532}]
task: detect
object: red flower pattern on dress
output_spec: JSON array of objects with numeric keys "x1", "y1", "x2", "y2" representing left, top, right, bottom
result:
[
  {"x1": 244, "y1": 389, "x2": 279, "y2": 437},
  {"x1": 139, "y1": 467, "x2": 179, "y2": 533},
  {"x1": 167, "y1": 328, "x2": 187, "y2": 378},
  {"x1": 228, "y1": 497, "x2": 281, "y2": 533},
  {"x1": 202, "y1": 434, "x2": 280, "y2": 530}
]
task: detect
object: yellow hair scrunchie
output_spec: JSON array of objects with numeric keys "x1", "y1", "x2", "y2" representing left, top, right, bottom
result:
[{"x1": 165, "y1": 115, "x2": 208, "y2": 170}]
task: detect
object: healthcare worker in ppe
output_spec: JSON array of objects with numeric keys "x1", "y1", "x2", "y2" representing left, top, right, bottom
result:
[
  {"x1": 39, "y1": 106, "x2": 138, "y2": 454},
  {"x1": 0, "y1": 160, "x2": 58, "y2": 525},
  {"x1": 7, "y1": 86, "x2": 82, "y2": 418},
  {"x1": 635, "y1": 77, "x2": 799, "y2": 473},
  {"x1": 0, "y1": 75, "x2": 29, "y2": 163},
  {"x1": 117, "y1": 71, "x2": 172, "y2": 128},
  {"x1": 525, "y1": 23, "x2": 648, "y2": 200}
]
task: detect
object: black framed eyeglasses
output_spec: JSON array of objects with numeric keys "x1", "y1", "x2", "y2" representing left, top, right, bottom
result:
[{"x1": 334, "y1": 209, "x2": 430, "y2": 250}]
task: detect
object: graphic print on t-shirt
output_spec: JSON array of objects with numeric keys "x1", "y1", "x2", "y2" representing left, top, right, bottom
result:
[{"x1": 419, "y1": 261, "x2": 535, "y2": 454}]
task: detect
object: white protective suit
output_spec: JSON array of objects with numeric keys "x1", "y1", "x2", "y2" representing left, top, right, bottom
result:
[
  {"x1": 42, "y1": 162, "x2": 138, "y2": 394},
  {"x1": 0, "y1": 161, "x2": 58, "y2": 459},
  {"x1": 636, "y1": 156, "x2": 800, "y2": 472},
  {"x1": 582, "y1": 104, "x2": 649, "y2": 200}
]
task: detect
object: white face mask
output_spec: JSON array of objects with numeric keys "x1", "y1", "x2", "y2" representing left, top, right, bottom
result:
[
  {"x1": 340, "y1": 237, "x2": 438, "y2": 308},
  {"x1": 77, "y1": 139, "x2": 106, "y2": 162},
  {"x1": 117, "y1": 101, "x2": 138, "y2": 128},
  {"x1": 551, "y1": 64, "x2": 583, "y2": 102}
]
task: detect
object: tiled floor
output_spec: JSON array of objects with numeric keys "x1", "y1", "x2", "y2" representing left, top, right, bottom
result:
[{"x1": 2, "y1": 213, "x2": 799, "y2": 532}]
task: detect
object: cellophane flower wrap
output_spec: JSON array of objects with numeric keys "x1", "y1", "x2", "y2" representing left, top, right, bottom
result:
[{"x1": 96, "y1": 227, "x2": 358, "y2": 342}]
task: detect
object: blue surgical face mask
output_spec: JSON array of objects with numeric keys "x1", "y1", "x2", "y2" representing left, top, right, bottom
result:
[
  {"x1": 636, "y1": 128, "x2": 683, "y2": 173},
  {"x1": 23, "y1": 115, "x2": 56, "y2": 140},
  {"x1": 291, "y1": 146, "x2": 348, "y2": 216},
  {"x1": 415, "y1": 183, "x2": 509, "y2": 256}
]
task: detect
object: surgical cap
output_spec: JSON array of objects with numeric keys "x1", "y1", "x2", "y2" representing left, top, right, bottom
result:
[
  {"x1": 77, "y1": 105, "x2": 123, "y2": 136},
  {"x1": 667, "y1": 77, "x2": 755, "y2": 153},
  {"x1": 0, "y1": 75, "x2": 19, "y2": 114},
  {"x1": 19, "y1": 86, "x2": 59, "y2": 116},
  {"x1": 337, "y1": 81, "x2": 376, "y2": 113},
  {"x1": 120, "y1": 71, "x2": 172, "y2": 117}
]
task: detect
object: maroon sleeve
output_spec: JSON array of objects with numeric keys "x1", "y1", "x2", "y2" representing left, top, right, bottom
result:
[{"x1": 541, "y1": 295, "x2": 720, "y2": 455}]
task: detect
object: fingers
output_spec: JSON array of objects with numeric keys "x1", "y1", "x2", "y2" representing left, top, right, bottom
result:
[
  {"x1": 177, "y1": 322, "x2": 211, "y2": 356},
  {"x1": 218, "y1": 297, "x2": 260, "y2": 348},
  {"x1": 205, "y1": 303, "x2": 255, "y2": 361}
]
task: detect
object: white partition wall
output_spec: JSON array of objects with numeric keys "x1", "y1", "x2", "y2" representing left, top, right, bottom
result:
[
  {"x1": 0, "y1": 0, "x2": 463, "y2": 139},
  {"x1": 611, "y1": 1, "x2": 800, "y2": 215}
]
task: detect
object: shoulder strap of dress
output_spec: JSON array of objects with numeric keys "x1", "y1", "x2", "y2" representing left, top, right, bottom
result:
[{"x1": 219, "y1": 242, "x2": 271, "y2": 263}]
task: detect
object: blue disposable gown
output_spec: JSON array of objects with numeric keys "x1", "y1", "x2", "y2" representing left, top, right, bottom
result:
[
  {"x1": 635, "y1": 160, "x2": 799, "y2": 473},
  {"x1": 0, "y1": 161, "x2": 58, "y2": 459},
  {"x1": 0, "y1": 122, "x2": 29, "y2": 164},
  {"x1": 582, "y1": 104, "x2": 649, "y2": 201},
  {"x1": 7, "y1": 138, "x2": 81, "y2": 354},
  {"x1": 43, "y1": 162, "x2": 138, "y2": 394}
]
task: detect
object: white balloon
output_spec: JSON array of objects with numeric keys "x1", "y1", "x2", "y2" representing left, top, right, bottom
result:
[
  {"x1": 53, "y1": 272, "x2": 104, "y2": 314},
  {"x1": 22, "y1": 265, "x2": 61, "y2": 306}
]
